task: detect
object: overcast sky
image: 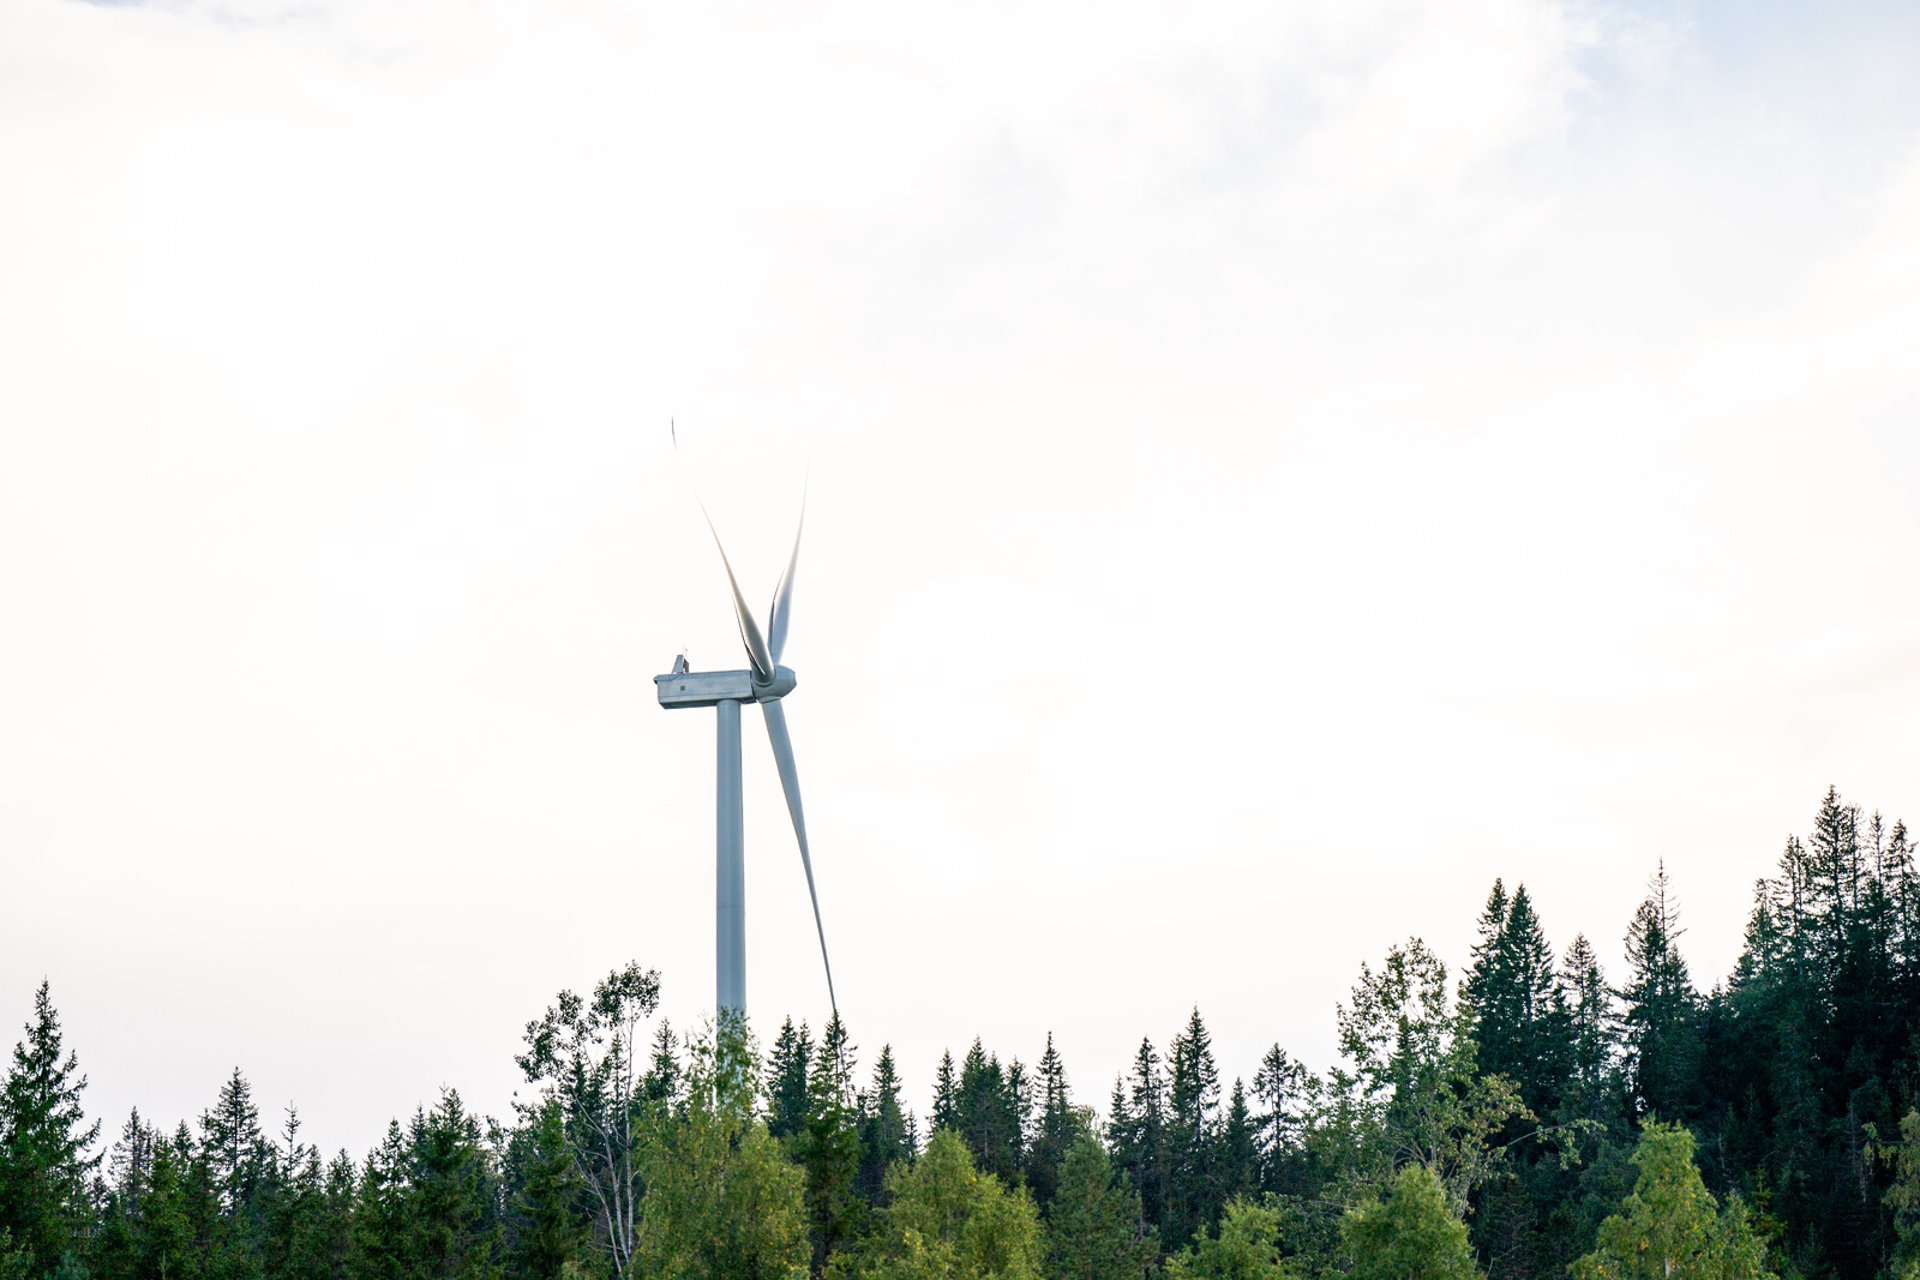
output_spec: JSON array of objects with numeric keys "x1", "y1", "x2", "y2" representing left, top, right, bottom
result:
[{"x1": 4, "y1": 0, "x2": 1920, "y2": 1160}]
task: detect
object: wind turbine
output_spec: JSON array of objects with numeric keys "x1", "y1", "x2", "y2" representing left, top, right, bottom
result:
[{"x1": 656, "y1": 427, "x2": 835, "y2": 1023}]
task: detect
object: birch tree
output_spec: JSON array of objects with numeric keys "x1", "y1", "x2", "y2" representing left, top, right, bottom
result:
[{"x1": 514, "y1": 962, "x2": 661, "y2": 1280}]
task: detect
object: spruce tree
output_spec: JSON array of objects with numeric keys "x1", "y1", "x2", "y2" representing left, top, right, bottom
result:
[
  {"x1": 1218, "y1": 1080, "x2": 1256, "y2": 1206},
  {"x1": 508, "y1": 1103, "x2": 589, "y2": 1280},
  {"x1": 1558, "y1": 934, "x2": 1614, "y2": 1121},
  {"x1": 1251, "y1": 1046, "x2": 1310, "y2": 1195},
  {"x1": 1617, "y1": 864, "x2": 1700, "y2": 1122},
  {"x1": 796, "y1": 1013, "x2": 863, "y2": 1273},
  {"x1": 0, "y1": 982, "x2": 102, "y2": 1276},
  {"x1": 1024, "y1": 1034, "x2": 1076, "y2": 1210},
  {"x1": 855, "y1": 1045, "x2": 911, "y2": 1204},
  {"x1": 1165, "y1": 1008, "x2": 1222, "y2": 1250},
  {"x1": 408, "y1": 1089, "x2": 503, "y2": 1280},
  {"x1": 200, "y1": 1069, "x2": 264, "y2": 1218},
  {"x1": 765, "y1": 1018, "x2": 812, "y2": 1142},
  {"x1": 931, "y1": 1049, "x2": 960, "y2": 1135},
  {"x1": 1112, "y1": 1038, "x2": 1167, "y2": 1234}
]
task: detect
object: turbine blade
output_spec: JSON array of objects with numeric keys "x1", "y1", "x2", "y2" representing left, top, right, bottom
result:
[
  {"x1": 672, "y1": 421, "x2": 774, "y2": 681},
  {"x1": 761, "y1": 698, "x2": 837, "y2": 1014},
  {"x1": 767, "y1": 473, "x2": 807, "y2": 665}
]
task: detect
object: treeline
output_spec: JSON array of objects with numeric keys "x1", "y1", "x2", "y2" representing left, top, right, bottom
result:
[{"x1": 5, "y1": 787, "x2": 1920, "y2": 1278}]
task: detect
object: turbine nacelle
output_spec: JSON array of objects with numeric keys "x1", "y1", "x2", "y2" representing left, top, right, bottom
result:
[{"x1": 654, "y1": 664, "x2": 797, "y2": 708}]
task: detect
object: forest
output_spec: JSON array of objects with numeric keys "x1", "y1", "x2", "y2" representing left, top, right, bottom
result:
[{"x1": 5, "y1": 786, "x2": 1920, "y2": 1279}]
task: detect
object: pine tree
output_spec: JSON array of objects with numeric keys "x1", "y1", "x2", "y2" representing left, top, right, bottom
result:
[{"x1": 0, "y1": 982, "x2": 102, "y2": 1276}]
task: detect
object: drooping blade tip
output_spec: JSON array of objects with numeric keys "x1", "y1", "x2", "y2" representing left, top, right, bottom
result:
[{"x1": 762, "y1": 700, "x2": 837, "y2": 1014}]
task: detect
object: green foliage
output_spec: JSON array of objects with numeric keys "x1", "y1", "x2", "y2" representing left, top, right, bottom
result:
[
  {"x1": 1570, "y1": 1123, "x2": 1775, "y2": 1280},
  {"x1": 1880, "y1": 1110, "x2": 1920, "y2": 1275},
  {"x1": 1166, "y1": 1197, "x2": 1292, "y2": 1280},
  {"x1": 1617, "y1": 866, "x2": 1700, "y2": 1124},
  {"x1": 632, "y1": 1018, "x2": 809, "y2": 1280},
  {"x1": 796, "y1": 1014, "x2": 865, "y2": 1272},
  {"x1": 1341, "y1": 1164, "x2": 1479, "y2": 1280},
  {"x1": 515, "y1": 962, "x2": 662, "y2": 1280},
  {"x1": 856, "y1": 1046, "x2": 912, "y2": 1205},
  {"x1": 833, "y1": 1130, "x2": 1042, "y2": 1280},
  {"x1": 1166, "y1": 1008, "x2": 1222, "y2": 1251},
  {"x1": 507, "y1": 1103, "x2": 591, "y2": 1280},
  {"x1": 12, "y1": 785, "x2": 1920, "y2": 1280},
  {"x1": 1023, "y1": 1035, "x2": 1075, "y2": 1210},
  {"x1": 1045, "y1": 1130, "x2": 1157, "y2": 1280},
  {"x1": 766, "y1": 1019, "x2": 813, "y2": 1144},
  {"x1": 1333, "y1": 938, "x2": 1528, "y2": 1213},
  {"x1": 0, "y1": 982, "x2": 102, "y2": 1277}
]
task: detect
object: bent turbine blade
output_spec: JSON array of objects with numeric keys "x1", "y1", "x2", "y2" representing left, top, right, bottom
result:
[
  {"x1": 672, "y1": 421, "x2": 774, "y2": 681},
  {"x1": 760, "y1": 697, "x2": 837, "y2": 1014},
  {"x1": 768, "y1": 475, "x2": 807, "y2": 665}
]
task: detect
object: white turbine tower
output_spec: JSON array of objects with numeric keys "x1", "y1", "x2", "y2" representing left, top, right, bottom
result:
[{"x1": 656, "y1": 427, "x2": 835, "y2": 1023}]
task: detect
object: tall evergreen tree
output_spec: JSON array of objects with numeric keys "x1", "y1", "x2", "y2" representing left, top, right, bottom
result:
[
  {"x1": 855, "y1": 1046, "x2": 911, "y2": 1205},
  {"x1": 1558, "y1": 934, "x2": 1615, "y2": 1121},
  {"x1": 1250, "y1": 1045, "x2": 1311, "y2": 1195},
  {"x1": 1617, "y1": 863, "x2": 1700, "y2": 1122},
  {"x1": 931, "y1": 1051, "x2": 960, "y2": 1136},
  {"x1": 1024, "y1": 1035, "x2": 1075, "y2": 1210},
  {"x1": 0, "y1": 982, "x2": 101, "y2": 1277},
  {"x1": 507, "y1": 1102, "x2": 590, "y2": 1280},
  {"x1": 1217, "y1": 1081, "x2": 1255, "y2": 1207},
  {"x1": 766, "y1": 1019, "x2": 813, "y2": 1143},
  {"x1": 1110, "y1": 1038, "x2": 1167, "y2": 1235},
  {"x1": 200, "y1": 1069, "x2": 264, "y2": 1218},
  {"x1": 1165, "y1": 1009, "x2": 1221, "y2": 1250},
  {"x1": 408, "y1": 1090, "x2": 503, "y2": 1280},
  {"x1": 796, "y1": 1013, "x2": 863, "y2": 1273}
]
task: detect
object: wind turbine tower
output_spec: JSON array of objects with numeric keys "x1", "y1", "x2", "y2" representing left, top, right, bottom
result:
[{"x1": 656, "y1": 432, "x2": 835, "y2": 1022}]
